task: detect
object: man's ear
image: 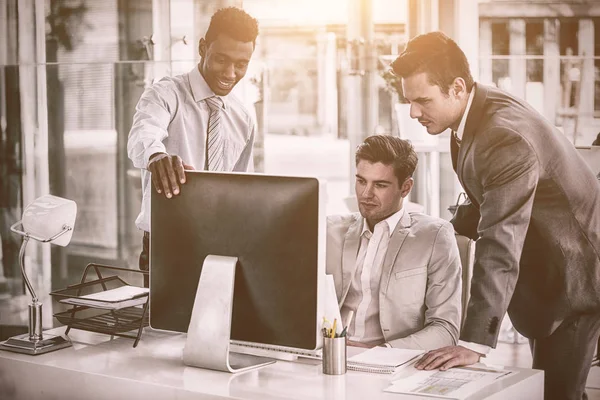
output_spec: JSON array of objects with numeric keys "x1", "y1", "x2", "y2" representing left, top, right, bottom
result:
[
  {"x1": 198, "y1": 38, "x2": 206, "y2": 58},
  {"x1": 451, "y1": 77, "x2": 467, "y2": 98},
  {"x1": 401, "y1": 178, "x2": 414, "y2": 198}
]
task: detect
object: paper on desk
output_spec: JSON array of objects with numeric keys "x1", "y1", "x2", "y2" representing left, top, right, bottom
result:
[
  {"x1": 348, "y1": 347, "x2": 424, "y2": 368},
  {"x1": 80, "y1": 285, "x2": 149, "y2": 302},
  {"x1": 384, "y1": 365, "x2": 515, "y2": 399},
  {"x1": 59, "y1": 286, "x2": 149, "y2": 310}
]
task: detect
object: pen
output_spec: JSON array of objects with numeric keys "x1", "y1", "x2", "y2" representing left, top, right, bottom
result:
[
  {"x1": 331, "y1": 319, "x2": 337, "y2": 338},
  {"x1": 339, "y1": 326, "x2": 347, "y2": 337},
  {"x1": 322, "y1": 317, "x2": 334, "y2": 338},
  {"x1": 341, "y1": 310, "x2": 354, "y2": 337}
]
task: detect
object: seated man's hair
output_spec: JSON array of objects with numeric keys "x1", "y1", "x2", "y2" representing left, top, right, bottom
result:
[
  {"x1": 356, "y1": 135, "x2": 418, "y2": 185},
  {"x1": 391, "y1": 31, "x2": 474, "y2": 95},
  {"x1": 205, "y1": 7, "x2": 259, "y2": 45}
]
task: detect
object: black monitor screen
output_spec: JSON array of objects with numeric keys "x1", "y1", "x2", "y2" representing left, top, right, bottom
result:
[{"x1": 150, "y1": 172, "x2": 321, "y2": 350}]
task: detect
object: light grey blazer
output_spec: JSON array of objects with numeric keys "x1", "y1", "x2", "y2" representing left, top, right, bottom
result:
[
  {"x1": 326, "y1": 211, "x2": 462, "y2": 350},
  {"x1": 452, "y1": 84, "x2": 600, "y2": 347}
]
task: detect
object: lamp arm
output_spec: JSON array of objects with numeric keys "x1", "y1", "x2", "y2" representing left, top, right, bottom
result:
[
  {"x1": 10, "y1": 220, "x2": 74, "y2": 303},
  {"x1": 18, "y1": 236, "x2": 38, "y2": 302},
  {"x1": 10, "y1": 220, "x2": 73, "y2": 243}
]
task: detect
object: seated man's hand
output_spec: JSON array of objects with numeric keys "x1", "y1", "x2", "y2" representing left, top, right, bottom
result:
[
  {"x1": 415, "y1": 345, "x2": 481, "y2": 371},
  {"x1": 148, "y1": 153, "x2": 195, "y2": 198}
]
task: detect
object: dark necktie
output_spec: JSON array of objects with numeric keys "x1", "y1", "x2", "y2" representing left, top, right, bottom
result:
[{"x1": 451, "y1": 131, "x2": 459, "y2": 172}]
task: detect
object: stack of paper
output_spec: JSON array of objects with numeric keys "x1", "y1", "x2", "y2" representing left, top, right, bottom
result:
[
  {"x1": 384, "y1": 365, "x2": 515, "y2": 399},
  {"x1": 347, "y1": 347, "x2": 424, "y2": 374},
  {"x1": 59, "y1": 285, "x2": 149, "y2": 310}
]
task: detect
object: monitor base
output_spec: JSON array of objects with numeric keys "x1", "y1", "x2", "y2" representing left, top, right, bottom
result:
[{"x1": 183, "y1": 255, "x2": 275, "y2": 373}]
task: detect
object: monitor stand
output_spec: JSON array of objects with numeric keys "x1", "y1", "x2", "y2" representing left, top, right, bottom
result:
[{"x1": 182, "y1": 255, "x2": 276, "y2": 373}]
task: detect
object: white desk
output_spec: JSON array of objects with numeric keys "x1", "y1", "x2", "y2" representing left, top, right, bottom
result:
[{"x1": 0, "y1": 327, "x2": 543, "y2": 400}]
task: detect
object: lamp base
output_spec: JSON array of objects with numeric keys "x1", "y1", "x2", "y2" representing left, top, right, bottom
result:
[{"x1": 0, "y1": 332, "x2": 72, "y2": 355}]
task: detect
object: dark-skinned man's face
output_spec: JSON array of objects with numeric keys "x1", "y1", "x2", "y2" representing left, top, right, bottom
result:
[{"x1": 198, "y1": 34, "x2": 254, "y2": 96}]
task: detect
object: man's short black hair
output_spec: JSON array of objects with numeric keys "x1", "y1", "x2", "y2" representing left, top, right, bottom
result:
[
  {"x1": 355, "y1": 135, "x2": 418, "y2": 186},
  {"x1": 205, "y1": 7, "x2": 259, "y2": 46},
  {"x1": 391, "y1": 31, "x2": 474, "y2": 95}
]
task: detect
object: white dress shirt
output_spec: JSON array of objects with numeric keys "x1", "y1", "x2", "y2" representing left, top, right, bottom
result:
[
  {"x1": 453, "y1": 85, "x2": 490, "y2": 356},
  {"x1": 341, "y1": 208, "x2": 404, "y2": 344},
  {"x1": 127, "y1": 66, "x2": 255, "y2": 232},
  {"x1": 454, "y1": 86, "x2": 476, "y2": 143}
]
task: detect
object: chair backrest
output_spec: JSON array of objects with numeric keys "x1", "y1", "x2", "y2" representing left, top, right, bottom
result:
[
  {"x1": 455, "y1": 234, "x2": 475, "y2": 329},
  {"x1": 576, "y1": 146, "x2": 600, "y2": 178}
]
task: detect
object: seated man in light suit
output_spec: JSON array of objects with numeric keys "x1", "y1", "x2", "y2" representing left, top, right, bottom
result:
[{"x1": 326, "y1": 135, "x2": 462, "y2": 350}]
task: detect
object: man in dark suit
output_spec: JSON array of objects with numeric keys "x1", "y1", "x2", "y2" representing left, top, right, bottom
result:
[{"x1": 391, "y1": 31, "x2": 600, "y2": 400}]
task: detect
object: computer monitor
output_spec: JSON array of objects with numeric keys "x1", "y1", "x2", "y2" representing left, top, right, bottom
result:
[{"x1": 149, "y1": 171, "x2": 326, "y2": 370}]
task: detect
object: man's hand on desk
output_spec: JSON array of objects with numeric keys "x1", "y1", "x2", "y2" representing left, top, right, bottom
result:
[
  {"x1": 415, "y1": 345, "x2": 481, "y2": 371},
  {"x1": 148, "y1": 152, "x2": 195, "y2": 198}
]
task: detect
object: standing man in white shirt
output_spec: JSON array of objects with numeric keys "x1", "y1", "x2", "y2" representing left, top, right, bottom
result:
[
  {"x1": 127, "y1": 7, "x2": 259, "y2": 284},
  {"x1": 326, "y1": 135, "x2": 462, "y2": 350}
]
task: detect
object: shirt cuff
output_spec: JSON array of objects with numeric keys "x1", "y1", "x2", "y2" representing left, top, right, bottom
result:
[
  {"x1": 459, "y1": 340, "x2": 491, "y2": 356},
  {"x1": 382, "y1": 342, "x2": 392, "y2": 348},
  {"x1": 144, "y1": 145, "x2": 167, "y2": 169}
]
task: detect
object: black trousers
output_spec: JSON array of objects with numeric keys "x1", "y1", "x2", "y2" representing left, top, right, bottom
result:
[
  {"x1": 139, "y1": 231, "x2": 150, "y2": 288},
  {"x1": 529, "y1": 312, "x2": 600, "y2": 400}
]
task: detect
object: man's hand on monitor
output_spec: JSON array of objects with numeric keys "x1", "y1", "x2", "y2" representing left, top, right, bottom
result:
[{"x1": 148, "y1": 152, "x2": 195, "y2": 198}]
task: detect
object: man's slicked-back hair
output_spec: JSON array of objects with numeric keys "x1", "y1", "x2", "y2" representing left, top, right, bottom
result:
[
  {"x1": 355, "y1": 135, "x2": 418, "y2": 186},
  {"x1": 205, "y1": 7, "x2": 259, "y2": 46},
  {"x1": 391, "y1": 31, "x2": 474, "y2": 95}
]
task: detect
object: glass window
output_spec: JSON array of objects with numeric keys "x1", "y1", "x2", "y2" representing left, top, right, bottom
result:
[
  {"x1": 491, "y1": 21, "x2": 510, "y2": 89},
  {"x1": 594, "y1": 18, "x2": 600, "y2": 112},
  {"x1": 526, "y1": 21, "x2": 543, "y2": 83},
  {"x1": 491, "y1": 22, "x2": 510, "y2": 55}
]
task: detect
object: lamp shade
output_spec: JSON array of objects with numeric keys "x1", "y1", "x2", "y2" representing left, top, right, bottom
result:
[{"x1": 22, "y1": 195, "x2": 77, "y2": 247}]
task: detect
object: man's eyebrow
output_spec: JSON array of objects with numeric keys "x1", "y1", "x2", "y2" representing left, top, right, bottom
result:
[
  {"x1": 355, "y1": 174, "x2": 392, "y2": 185},
  {"x1": 214, "y1": 52, "x2": 250, "y2": 62},
  {"x1": 414, "y1": 97, "x2": 429, "y2": 102}
]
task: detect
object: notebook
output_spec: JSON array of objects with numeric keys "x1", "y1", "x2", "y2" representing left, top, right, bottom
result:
[{"x1": 347, "y1": 347, "x2": 425, "y2": 374}]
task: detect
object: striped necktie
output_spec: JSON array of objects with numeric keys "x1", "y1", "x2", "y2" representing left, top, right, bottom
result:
[{"x1": 205, "y1": 96, "x2": 224, "y2": 171}]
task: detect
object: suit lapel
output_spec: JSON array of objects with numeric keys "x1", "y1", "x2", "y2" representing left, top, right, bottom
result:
[
  {"x1": 340, "y1": 215, "x2": 362, "y2": 303},
  {"x1": 457, "y1": 83, "x2": 488, "y2": 182},
  {"x1": 380, "y1": 211, "x2": 412, "y2": 295}
]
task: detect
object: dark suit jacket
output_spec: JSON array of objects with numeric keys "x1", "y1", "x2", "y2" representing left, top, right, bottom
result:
[{"x1": 452, "y1": 84, "x2": 600, "y2": 347}]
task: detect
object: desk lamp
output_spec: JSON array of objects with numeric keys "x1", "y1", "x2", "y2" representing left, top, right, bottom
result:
[{"x1": 0, "y1": 195, "x2": 77, "y2": 355}]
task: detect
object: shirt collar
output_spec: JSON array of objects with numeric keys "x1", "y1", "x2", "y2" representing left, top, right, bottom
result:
[
  {"x1": 188, "y1": 65, "x2": 228, "y2": 110},
  {"x1": 455, "y1": 86, "x2": 476, "y2": 141},
  {"x1": 361, "y1": 207, "x2": 405, "y2": 238}
]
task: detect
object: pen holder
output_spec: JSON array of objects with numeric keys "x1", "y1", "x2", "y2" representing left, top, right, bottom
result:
[{"x1": 322, "y1": 336, "x2": 347, "y2": 375}]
